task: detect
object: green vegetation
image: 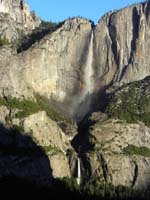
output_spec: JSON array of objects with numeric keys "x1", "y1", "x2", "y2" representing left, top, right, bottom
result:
[
  {"x1": 0, "y1": 96, "x2": 41, "y2": 119},
  {"x1": 16, "y1": 20, "x2": 64, "y2": 53},
  {"x1": 123, "y1": 145, "x2": 150, "y2": 157},
  {"x1": 84, "y1": 181, "x2": 149, "y2": 200},
  {"x1": 83, "y1": 181, "x2": 133, "y2": 199},
  {"x1": 106, "y1": 77, "x2": 150, "y2": 126},
  {"x1": 0, "y1": 36, "x2": 9, "y2": 47},
  {"x1": 1, "y1": 175, "x2": 150, "y2": 200},
  {"x1": 0, "y1": 97, "x2": 5, "y2": 106},
  {"x1": 56, "y1": 178, "x2": 150, "y2": 200},
  {"x1": 0, "y1": 95, "x2": 70, "y2": 123},
  {"x1": 36, "y1": 95, "x2": 71, "y2": 122},
  {"x1": 59, "y1": 177, "x2": 80, "y2": 192},
  {"x1": 66, "y1": 148, "x2": 75, "y2": 158},
  {"x1": 42, "y1": 145, "x2": 62, "y2": 156}
]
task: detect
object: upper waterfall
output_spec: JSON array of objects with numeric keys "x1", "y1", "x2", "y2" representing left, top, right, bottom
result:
[
  {"x1": 83, "y1": 30, "x2": 94, "y2": 95},
  {"x1": 68, "y1": 29, "x2": 95, "y2": 121}
]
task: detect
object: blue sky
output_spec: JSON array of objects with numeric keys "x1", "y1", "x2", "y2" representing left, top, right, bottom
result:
[{"x1": 26, "y1": 0, "x2": 144, "y2": 23}]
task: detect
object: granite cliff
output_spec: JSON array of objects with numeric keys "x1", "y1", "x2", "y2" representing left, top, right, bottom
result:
[
  {"x1": 0, "y1": 0, "x2": 150, "y2": 191},
  {"x1": 0, "y1": 0, "x2": 40, "y2": 42}
]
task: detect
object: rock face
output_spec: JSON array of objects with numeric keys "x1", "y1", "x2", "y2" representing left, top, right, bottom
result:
[
  {"x1": 1, "y1": 2, "x2": 150, "y2": 118},
  {"x1": 0, "y1": 17, "x2": 93, "y2": 118},
  {"x1": 0, "y1": 0, "x2": 40, "y2": 41},
  {"x1": 79, "y1": 76, "x2": 150, "y2": 189},
  {"x1": 1, "y1": 0, "x2": 150, "y2": 190},
  {"x1": 94, "y1": 2, "x2": 150, "y2": 86},
  {"x1": 83, "y1": 118, "x2": 150, "y2": 189},
  {"x1": 107, "y1": 76, "x2": 150, "y2": 125},
  {"x1": 0, "y1": 106, "x2": 73, "y2": 183}
]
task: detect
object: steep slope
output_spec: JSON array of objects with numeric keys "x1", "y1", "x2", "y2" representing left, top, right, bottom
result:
[
  {"x1": 76, "y1": 75, "x2": 150, "y2": 189},
  {"x1": 1, "y1": 2, "x2": 150, "y2": 119},
  {"x1": 107, "y1": 76, "x2": 150, "y2": 125},
  {"x1": 1, "y1": 0, "x2": 150, "y2": 191},
  {"x1": 94, "y1": 2, "x2": 150, "y2": 86},
  {"x1": 72, "y1": 72, "x2": 150, "y2": 189},
  {"x1": 0, "y1": 0, "x2": 40, "y2": 42},
  {"x1": 0, "y1": 17, "x2": 93, "y2": 118},
  {"x1": 82, "y1": 117, "x2": 150, "y2": 189}
]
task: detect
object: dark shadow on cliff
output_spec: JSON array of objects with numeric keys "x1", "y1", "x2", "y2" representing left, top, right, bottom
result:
[
  {"x1": 0, "y1": 123, "x2": 52, "y2": 184},
  {"x1": 145, "y1": 1, "x2": 150, "y2": 21},
  {"x1": 0, "y1": 115, "x2": 149, "y2": 199},
  {"x1": 0, "y1": 124, "x2": 82, "y2": 200},
  {"x1": 0, "y1": 176, "x2": 81, "y2": 200}
]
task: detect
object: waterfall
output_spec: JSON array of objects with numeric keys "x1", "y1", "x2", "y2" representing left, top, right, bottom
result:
[
  {"x1": 69, "y1": 30, "x2": 95, "y2": 120},
  {"x1": 77, "y1": 157, "x2": 81, "y2": 185},
  {"x1": 74, "y1": 30, "x2": 94, "y2": 120},
  {"x1": 83, "y1": 30, "x2": 94, "y2": 95}
]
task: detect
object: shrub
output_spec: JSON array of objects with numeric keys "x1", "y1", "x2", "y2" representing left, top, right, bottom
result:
[
  {"x1": 106, "y1": 77, "x2": 150, "y2": 126},
  {"x1": 123, "y1": 145, "x2": 150, "y2": 157},
  {"x1": 36, "y1": 95, "x2": 71, "y2": 122},
  {"x1": 42, "y1": 145, "x2": 62, "y2": 156},
  {"x1": 82, "y1": 179, "x2": 150, "y2": 199},
  {"x1": 16, "y1": 20, "x2": 64, "y2": 53},
  {"x1": 0, "y1": 36, "x2": 9, "y2": 47},
  {"x1": 66, "y1": 148, "x2": 75, "y2": 158},
  {"x1": 0, "y1": 95, "x2": 72, "y2": 131},
  {"x1": 3, "y1": 96, "x2": 41, "y2": 118},
  {"x1": 0, "y1": 96, "x2": 41, "y2": 121}
]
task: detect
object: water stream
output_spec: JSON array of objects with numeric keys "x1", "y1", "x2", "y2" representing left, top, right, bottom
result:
[
  {"x1": 83, "y1": 30, "x2": 94, "y2": 95},
  {"x1": 70, "y1": 30, "x2": 95, "y2": 121},
  {"x1": 77, "y1": 157, "x2": 81, "y2": 185}
]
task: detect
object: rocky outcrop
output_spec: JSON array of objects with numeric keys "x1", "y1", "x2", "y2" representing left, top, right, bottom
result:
[
  {"x1": 106, "y1": 76, "x2": 150, "y2": 125},
  {"x1": 84, "y1": 118, "x2": 150, "y2": 189},
  {"x1": 0, "y1": 105, "x2": 73, "y2": 181},
  {"x1": 0, "y1": 0, "x2": 40, "y2": 41},
  {"x1": 79, "y1": 76, "x2": 150, "y2": 189},
  {"x1": 50, "y1": 153, "x2": 71, "y2": 178},
  {"x1": 20, "y1": 111, "x2": 74, "y2": 178},
  {"x1": 94, "y1": 2, "x2": 150, "y2": 86}
]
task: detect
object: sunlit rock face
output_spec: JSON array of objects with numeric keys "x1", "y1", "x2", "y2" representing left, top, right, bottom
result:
[
  {"x1": 2, "y1": 2, "x2": 150, "y2": 119},
  {"x1": 0, "y1": 17, "x2": 94, "y2": 119},
  {"x1": 94, "y1": 2, "x2": 150, "y2": 86},
  {"x1": 0, "y1": 0, "x2": 40, "y2": 41}
]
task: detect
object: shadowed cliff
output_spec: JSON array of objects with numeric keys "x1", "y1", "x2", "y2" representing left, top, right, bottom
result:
[{"x1": 0, "y1": 123, "x2": 52, "y2": 184}]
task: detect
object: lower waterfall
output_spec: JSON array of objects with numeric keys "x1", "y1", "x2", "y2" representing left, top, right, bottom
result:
[{"x1": 77, "y1": 157, "x2": 81, "y2": 185}]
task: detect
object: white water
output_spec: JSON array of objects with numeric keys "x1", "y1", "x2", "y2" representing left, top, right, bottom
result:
[
  {"x1": 83, "y1": 31, "x2": 94, "y2": 95},
  {"x1": 77, "y1": 157, "x2": 81, "y2": 185},
  {"x1": 69, "y1": 31, "x2": 95, "y2": 120}
]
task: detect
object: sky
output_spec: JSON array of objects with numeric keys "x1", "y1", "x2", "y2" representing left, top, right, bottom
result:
[{"x1": 26, "y1": 0, "x2": 145, "y2": 23}]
